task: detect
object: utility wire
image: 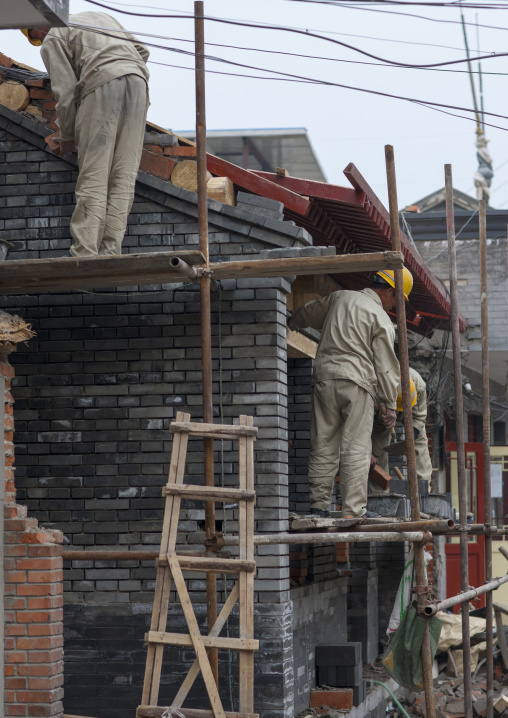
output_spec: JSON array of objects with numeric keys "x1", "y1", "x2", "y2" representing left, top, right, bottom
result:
[
  {"x1": 84, "y1": 0, "x2": 508, "y2": 35},
  {"x1": 82, "y1": 0, "x2": 508, "y2": 68},
  {"x1": 96, "y1": 0, "x2": 498, "y2": 53},
  {"x1": 62, "y1": 23, "x2": 508, "y2": 133}
]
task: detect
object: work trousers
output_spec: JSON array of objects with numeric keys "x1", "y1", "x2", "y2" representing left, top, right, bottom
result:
[
  {"x1": 308, "y1": 379, "x2": 374, "y2": 516},
  {"x1": 370, "y1": 421, "x2": 433, "y2": 495},
  {"x1": 72, "y1": 75, "x2": 149, "y2": 257}
]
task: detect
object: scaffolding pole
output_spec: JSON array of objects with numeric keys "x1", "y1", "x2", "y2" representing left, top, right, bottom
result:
[
  {"x1": 445, "y1": 164, "x2": 472, "y2": 718},
  {"x1": 194, "y1": 1, "x2": 218, "y2": 689},
  {"x1": 479, "y1": 198, "x2": 494, "y2": 718},
  {"x1": 385, "y1": 145, "x2": 436, "y2": 718}
]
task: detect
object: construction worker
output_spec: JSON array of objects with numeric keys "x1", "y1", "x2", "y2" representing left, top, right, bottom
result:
[
  {"x1": 288, "y1": 268, "x2": 413, "y2": 518},
  {"x1": 22, "y1": 12, "x2": 150, "y2": 257},
  {"x1": 370, "y1": 367, "x2": 433, "y2": 494}
]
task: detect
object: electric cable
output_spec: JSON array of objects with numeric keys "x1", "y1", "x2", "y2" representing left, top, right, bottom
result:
[
  {"x1": 95, "y1": 0, "x2": 503, "y2": 53},
  {"x1": 81, "y1": 1, "x2": 508, "y2": 69},
  {"x1": 64, "y1": 23, "x2": 508, "y2": 133},
  {"x1": 83, "y1": 0, "x2": 508, "y2": 36}
]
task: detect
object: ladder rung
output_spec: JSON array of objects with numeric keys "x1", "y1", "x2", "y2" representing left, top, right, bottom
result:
[
  {"x1": 170, "y1": 421, "x2": 258, "y2": 440},
  {"x1": 159, "y1": 555, "x2": 256, "y2": 574},
  {"x1": 137, "y1": 706, "x2": 259, "y2": 718},
  {"x1": 162, "y1": 484, "x2": 255, "y2": 502},
  {"x1": 145, "y1": 630, "x2": 259, "y2": 651}
]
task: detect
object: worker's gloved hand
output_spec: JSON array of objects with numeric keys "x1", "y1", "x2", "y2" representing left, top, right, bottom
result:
[
  {"x1": 413, "y1": 427, "x2": 420, "y2": 440},
  {"x1": 58, "y1": 138, "x2": 77, "y2": 155},
  {"x1": 370, "y1": 454, "x2": 377, "y2": 468},
  {"x1": 382, "y1": 408, "x2": 397, "y2": 429}
]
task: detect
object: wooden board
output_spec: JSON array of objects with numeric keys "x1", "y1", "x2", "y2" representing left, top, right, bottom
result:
[
  {"x1": 170, "y1": 421, "x2": 258, "y2": 438},
  {"x1": 162, "y1": 484, "x2": 255, "y2": 502},
  {"x1": 207, "y1": 177, "x2": 235, "y2": 206},
  {"x1": 210, "y1": 251, "x2": 404, "y2": 281},
  {"x1": 0, "y1": 251, "x2": 206, "y2": 295},
  {"x1": 290, "y1": 516, "x2": 362, "y2": 531},
  {"x1": 146, "y1": 631, "x2": 259, "y2": 651},
  {"x1": 137, "y1": 708, "x2": 259, "y2": 718},
  {"x1": 287, "y1": 330, "x2": 317, "y2": 359}
]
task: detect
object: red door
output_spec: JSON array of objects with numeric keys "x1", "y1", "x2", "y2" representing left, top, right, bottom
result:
[{"x1": 445, "y1": 442, "x2": 485, "y2": 611}]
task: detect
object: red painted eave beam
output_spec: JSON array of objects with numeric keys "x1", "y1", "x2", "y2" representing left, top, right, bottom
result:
[
  {"x1": 343, "y1": 163, "x2": 467, "y2": 333},
  {"x1": 206, "y1": 155, "x2": 311, "y2": 216}
]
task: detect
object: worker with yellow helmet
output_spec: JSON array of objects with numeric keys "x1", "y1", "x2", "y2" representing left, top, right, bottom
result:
[
  {"x1": 21, "y1": 12, "x2": 150, "y2": 258},
  {"x1": 288, "y1": 266, "x2": 413, "y2": 518},
  {"x1": 370, "y1": 366, "x2": 433, "y2": 494}
]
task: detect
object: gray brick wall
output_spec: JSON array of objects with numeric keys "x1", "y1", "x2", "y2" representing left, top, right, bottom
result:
[{"x1": 0, "y1": 112, "x2": 308, "y2": 717}]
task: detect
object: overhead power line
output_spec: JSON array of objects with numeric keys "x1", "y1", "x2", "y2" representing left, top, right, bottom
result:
[
  {"x1": 64, "y1": 22, "x2": 508, "y2": 136},
  {"x1": 84, "y1": 0, "x2": 508, "y2": 35}
]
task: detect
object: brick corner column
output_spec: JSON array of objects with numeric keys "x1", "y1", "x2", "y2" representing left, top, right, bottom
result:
[{"x1": 2, "y1": 358, "x2": 65, "y2": 718}]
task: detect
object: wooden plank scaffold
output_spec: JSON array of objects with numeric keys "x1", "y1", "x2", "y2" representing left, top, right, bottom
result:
[{"x1": 137, "y1": 411, "x2": 259, "y2": 718}]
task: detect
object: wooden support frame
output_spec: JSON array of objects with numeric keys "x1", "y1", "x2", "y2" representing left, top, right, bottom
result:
[
  {"x1": 138, "y1": 412, "x2": 258, "y2": 718},
  {"x1": 0, "y1": 250, "x2": 403, "y2": 295}
]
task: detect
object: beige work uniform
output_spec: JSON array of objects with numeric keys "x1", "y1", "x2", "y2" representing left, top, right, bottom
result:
[
  {"x1": 289, "y1": 288, "x2": 399, "y2": 516},
  {"x1": 40, "y1": 12, "x2": 150, "y2": 257},
  {"x1": 370, "y1": 367, "x2": 433, "y2": 495}
]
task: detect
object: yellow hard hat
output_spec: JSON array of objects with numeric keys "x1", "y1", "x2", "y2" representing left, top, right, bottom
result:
[
  {"x1": 376, "y1": 267, "x2": 413, "y2": 301},
  {"x1": 20, "y1": 29, "x2": 43, "y2": 46},
  {"x1": 396, "y1": 377, "x2": 417, "y2": 412}
]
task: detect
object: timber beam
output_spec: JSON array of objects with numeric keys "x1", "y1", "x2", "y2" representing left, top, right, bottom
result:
[
  {"x1": 209, "y1": 250, "x2": 403, "y2": 280},
  {"x1": 0, "y1": 250, "x2": 403, "y2": 295}
]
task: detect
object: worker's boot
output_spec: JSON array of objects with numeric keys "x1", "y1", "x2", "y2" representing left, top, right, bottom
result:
[{"x1": 309, "y1": 508, "x2": 331, "y2": 518}]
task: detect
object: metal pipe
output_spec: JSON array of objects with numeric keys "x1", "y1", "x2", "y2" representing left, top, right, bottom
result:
[
  {"x1": 385, "y1": 145, "x2": 436, "y2": 718},
  {"x1": 445, "y1": 164, "x2": 472, "y2": 718},
  {"x1": 222, "y1": 531, "x2": 432, "y2": 546},
  {"x1": 352, "y1": 519, "x2": 454, "y2": 533},
  {"x1": 479, "y1": 198, "x2": 494, "y2": 718},
  {"x1": 169, "y1": 256, "x2": 198, "y2": 279},
  {"x1": 425, "y1": 573, "x2": 508, "y2": 616},
  {"x1": 194, "y1": 1, "x2": 218, "y2": 688}
]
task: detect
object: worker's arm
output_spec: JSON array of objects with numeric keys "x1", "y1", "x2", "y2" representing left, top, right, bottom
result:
[
  {"x1": 372, "y1": 323, "x2": 399, "y2": 412},
  {"x1": 288, "y1": 292, "x2": 339, "y2": 332},
  {"x1": 41, "y1": 36, "x2": 78, "y2": 142}
]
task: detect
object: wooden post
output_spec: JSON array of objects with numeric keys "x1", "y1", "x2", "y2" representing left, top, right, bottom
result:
[
  {"x1": 385, "y1": 146, "x2": 436, "y2": 718},
  {"x1": 445, "y1": 165, "x2": 472, "y2": 718},
  {"x1": 194, "y1": 0, "x2": 218, "y2": 688}
]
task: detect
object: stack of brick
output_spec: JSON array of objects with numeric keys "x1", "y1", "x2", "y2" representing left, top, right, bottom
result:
[
  {"x1": 314, "y1": 642, "x2": 366, "y2": 707},
  {"x1": 2, "y1": 358, "x2": 65, "y2": 718}
]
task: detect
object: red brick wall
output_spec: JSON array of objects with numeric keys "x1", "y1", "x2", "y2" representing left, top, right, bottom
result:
[{"x1": 3, "y1": 360, "x2": 65, "y2": 717}]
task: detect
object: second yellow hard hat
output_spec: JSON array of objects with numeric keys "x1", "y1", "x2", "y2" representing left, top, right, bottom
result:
[{"x1": 376, "y1": 267, "x2": 413, "y2": 301}]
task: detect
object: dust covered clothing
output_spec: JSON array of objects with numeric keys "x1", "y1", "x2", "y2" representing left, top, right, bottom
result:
[
  {"x1": 289, "y1": 288, "x2": 399, "y2": 409},
  {"x1": 371, "y1": 367, "x2": 433, "y2": 494},
  {"x1": 40, "y1": 12, "x2": 150, "y2": 256},
  {"x1": 289, "y1": 288, "x2": 399, "y2": 515},
  {"x1": 41, "y1": 11, "x2": 149, "y2": 142}
]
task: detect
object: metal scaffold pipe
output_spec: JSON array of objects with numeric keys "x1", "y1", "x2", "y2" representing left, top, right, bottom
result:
[
  {"x1": 385, "y1": 145, "x2": 436, "y2": 718},
  {"x1": 220, "y1": 530, "x2": 433, "y2": 546},
  {"x1": 479, "y1": 198, "x2": 494, "y2": 718},
  {"x1": 424, "y1": 573, "x2": 508, "y2": 616},
  {"x1": 445, "y1": 164, "x2": 472, "y2": 718},
  {"x1": 194, "y1": 0, "x2": 218, "y2": 688}
]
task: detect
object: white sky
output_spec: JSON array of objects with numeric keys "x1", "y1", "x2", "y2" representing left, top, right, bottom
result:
[{"x1": 2, "y1": 0, "x2": 508, "y2": 209}]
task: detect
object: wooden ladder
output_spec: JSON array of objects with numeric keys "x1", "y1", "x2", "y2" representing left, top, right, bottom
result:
[{"x1": 137, "y1": 411, "x2": 259, "y2": 718}]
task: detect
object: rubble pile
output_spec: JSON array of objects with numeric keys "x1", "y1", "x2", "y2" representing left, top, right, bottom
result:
[{"x1": 400, "y1": 663, "x2": 508, "y2": 718}]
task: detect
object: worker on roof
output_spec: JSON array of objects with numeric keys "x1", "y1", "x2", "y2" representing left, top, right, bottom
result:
[
  {"x1": 288, "y1": 267, "x2": 413, "y2": 518},
  {"x1": 370, "y1": 366, "x2": 433, "y2": 495},
  {"x1": 22, "y1": 12, "x2": 150, "y2": 257}
]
